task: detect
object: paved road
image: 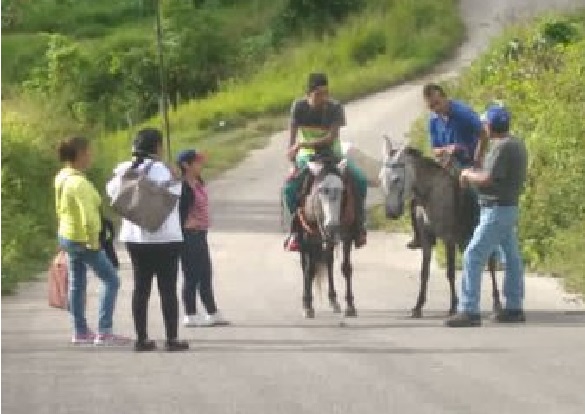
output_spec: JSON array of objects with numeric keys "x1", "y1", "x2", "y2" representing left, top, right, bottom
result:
[{"x1": 3, "y1": 1, "x2": 585, "y2": 413}]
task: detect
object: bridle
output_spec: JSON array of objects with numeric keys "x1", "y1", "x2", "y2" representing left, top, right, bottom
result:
[
  {"x1": 382, "y1": 159, "x2": 407, "y2": 203},
  {"x1": 298, "y1": 166, "x2": 343, "y2": 246}
]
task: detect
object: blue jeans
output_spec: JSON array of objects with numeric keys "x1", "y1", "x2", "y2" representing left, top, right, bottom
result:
[
  {"x1": 58, "y1": 237, "x2": 120, "y2": 335},
  {"x1": 459, "y1": 206, "x2": 524, "y2": 314}
]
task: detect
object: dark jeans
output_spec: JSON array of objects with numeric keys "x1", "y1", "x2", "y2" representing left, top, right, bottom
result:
[
  {"x1": 180, "y1": 230, "x2": 217, "y2": 315},
  {"x1": 126, "y1": 242, "x2": 181, "y2": 341}
]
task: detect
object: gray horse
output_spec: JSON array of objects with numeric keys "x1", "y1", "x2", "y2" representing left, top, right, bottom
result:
[
  {"x1": 297, "y1": 156, "x2": 358, "y2": 319},
  {"x1": 379, "y1": 137, "x2": 502, "y2": 317}
]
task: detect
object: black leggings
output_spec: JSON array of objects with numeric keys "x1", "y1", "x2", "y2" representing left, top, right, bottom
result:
[
  {"x1": 126, "y1": 242, "x2": 181, "y2": 341},
  {"x1": 180, "y1": 230, "x2": 217, "y2": 316}
]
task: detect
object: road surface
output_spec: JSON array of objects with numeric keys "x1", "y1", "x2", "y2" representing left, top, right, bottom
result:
[{"x1": 3, "y1": 1, "x2": 585, "y2": 413}]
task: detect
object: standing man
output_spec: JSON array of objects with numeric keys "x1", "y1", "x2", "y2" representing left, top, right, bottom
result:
[
  {"x1": 446, "y1": 105, "x2": 527, "y2": 327},
  {"x1": 407, "y1": 84, "x2": 488, "y2": 249},
  {"x1": 283, "y1": 73, "x2": 368, "y2": 251}
]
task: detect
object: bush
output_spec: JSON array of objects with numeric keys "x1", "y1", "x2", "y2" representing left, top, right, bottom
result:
[
  {"x1": 408, "y1": 12, "x2": 585, "y2": 289},
  {"x1": 1, "y1": 97, "x2": 111, "y2": 294}
]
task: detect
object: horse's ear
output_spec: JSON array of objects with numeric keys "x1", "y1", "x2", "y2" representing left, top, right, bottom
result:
[{"x1": 382, "y1": 135, "x2": 394, "y2": 158}]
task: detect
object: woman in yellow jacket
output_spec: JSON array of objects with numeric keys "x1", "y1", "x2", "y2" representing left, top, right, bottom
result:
[{"x1": 55, "y1": 137, "x2": 128, "y2": 346}]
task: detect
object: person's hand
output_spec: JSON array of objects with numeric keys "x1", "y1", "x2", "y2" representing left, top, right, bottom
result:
[
  {"x1": 445, "y1": 144, "x2": 458, "y2": 155},
  {"x1": 287, "y1": 143, "x2": 299, "y2": 162},
  {"x1": 459, "y1": 169, "x2": 470, "y2": 188}
]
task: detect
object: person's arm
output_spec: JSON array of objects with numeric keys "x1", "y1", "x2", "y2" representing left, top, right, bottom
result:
[
  {"x1": 429, "y1": 118, "x2": 448, "y2": 157},
  {"x1": 459, "y1": 168, "x2": 492, "y2": 187},
  {"x1": 298, "y1": 124, "x2": 340, "y2": 150},
  {"x1": 72, "y1": 180, "x2": 101, "y2": 250},
  {"x1": 474, "y1": 126, "x2": 489, "y2": 167},
  {"x1": 287, "y1": 101, "x2": 301, "y2": 161},
  {"x1": 287, "y1": 122, "x2": 299, "y2": 162},
  {"x1": 459, "y1": 105, "x2": 486, "y2": 166},
  {"x1": 461, "y1": 143, "x2": 508, "y2": 187}
]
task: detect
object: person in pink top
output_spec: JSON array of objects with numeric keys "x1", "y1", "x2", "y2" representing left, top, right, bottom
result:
[{"x1": 177, "y1": 149, "x2": 228, "y2": 327}]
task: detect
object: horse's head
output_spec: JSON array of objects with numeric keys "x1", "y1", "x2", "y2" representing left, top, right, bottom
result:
[
  {"x1": 306, "y1": 157, "x2": 347, "y2": 244},
  {"x1": 379, "y1": 136, "x2": 414, "y2": 219}
]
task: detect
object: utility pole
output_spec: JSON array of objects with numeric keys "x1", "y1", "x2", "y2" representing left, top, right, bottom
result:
[{"x1": 155, "y1": 0, "x2": 172, "y2": 161}]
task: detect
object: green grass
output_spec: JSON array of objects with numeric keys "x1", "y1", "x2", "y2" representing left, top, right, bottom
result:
[
  {"x1": 402, "y1": 11, "x2": 585, "y2": 292},
  {"x1": 544, "y1": 221, "x2": 585, "y2": 294},
  {"x1": 105, "y1": 0, "x2": 463, "y2": 171},
  {"x1": 367, "y1": 204, "x2": 410, "y2": 233},
  {"x1": 1, "y1": 0, "x2": 463, "y2": 294}
]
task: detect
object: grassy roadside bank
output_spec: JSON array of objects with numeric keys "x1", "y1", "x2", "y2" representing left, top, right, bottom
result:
[
  {"x1": 1, "y1": 0, "x2": 464, "y2": 295},
  {"x1": 369, "y1": 11, "x2": 585, "y2": 294}
]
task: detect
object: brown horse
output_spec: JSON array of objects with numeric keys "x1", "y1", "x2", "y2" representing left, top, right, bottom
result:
[
  {"x1": 379, "y1": 138, "x2": 502, "y2": 317},
  {"x1": 296, "y1": 156, "x2": 359, "y2": 319}
]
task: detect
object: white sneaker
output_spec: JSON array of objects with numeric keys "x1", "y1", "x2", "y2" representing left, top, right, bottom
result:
[
  {"x1": 206, "y1": 311, "x2": 230, "y2": 327},
  {"x1": 183, "y1": 314, "x2": 200, "y2": 327}
]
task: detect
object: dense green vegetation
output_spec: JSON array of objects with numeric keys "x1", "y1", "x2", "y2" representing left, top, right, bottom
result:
[
  {"x1": 406, "y1": 12, "x2": 585, "y2": 292},
  {"x1": 1, "y1": 0, "x2": 463, "y2": 294}
]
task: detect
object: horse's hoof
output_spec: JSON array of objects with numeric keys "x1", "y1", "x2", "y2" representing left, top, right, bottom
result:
[
  {"x1": 345, "y1": 307, "x2": 357, "y2": 318},
  {"x1": 331, "y1": 301, "x2": 342, "y2": 314},
  {"x1": 493, "y1": 302, "x2": 503, "y2": 314},
  {"x1": 304, "y1": 309, "x2": 315, "y2": 319},
  {"x1": 411, "y1": 308, "x2": 423, "y2": 318},
  {"x1": 449, "y1": 308, "x2": 457, "y2": 316}
]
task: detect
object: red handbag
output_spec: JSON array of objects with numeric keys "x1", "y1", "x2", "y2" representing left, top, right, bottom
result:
[{"x1": 48, "y1": 250, "x2": 69, "y2": 310}]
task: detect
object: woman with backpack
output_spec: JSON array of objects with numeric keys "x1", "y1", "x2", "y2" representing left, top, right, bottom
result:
[{"x1": 106, "y1": 128, "x2": 188, "y2": 352}]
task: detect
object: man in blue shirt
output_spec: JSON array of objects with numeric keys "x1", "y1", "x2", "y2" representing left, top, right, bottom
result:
[{"x1": 406, "y1": 83, "x2": 488, "y2": 249}]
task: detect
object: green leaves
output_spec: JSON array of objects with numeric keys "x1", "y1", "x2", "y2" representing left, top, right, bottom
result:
[{"x1": 410, "y1": 12, "x2": 585, "y2": 284}]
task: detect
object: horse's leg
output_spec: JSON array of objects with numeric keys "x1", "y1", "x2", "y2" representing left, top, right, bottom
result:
[
  {"x1": 327, "y1": 248, "x2": 341, "y2": 313},
  {"x1": 412, "y1": 229, "x2": 432, "y2": 319},
  {"x1": 302, "y1": 249, "x2": 315, "y2": 318},
  {"x1": 341, "y1": 240, "x2": 357, "y2": 317},
  {"x1": 446, "y1": 241, "x2": 458, "y2": 315},
  {"x1": 488, "y1": 252, "x2": 502, "y2": 313}
]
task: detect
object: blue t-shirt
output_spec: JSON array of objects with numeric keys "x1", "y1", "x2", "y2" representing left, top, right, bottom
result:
[{"x1": 429, "y1": 100, "x2": 482, "y2": 167}]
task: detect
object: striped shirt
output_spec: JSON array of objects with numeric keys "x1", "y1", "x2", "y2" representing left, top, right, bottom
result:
[{"x1": 185, "y1": 179, "x2": 210, "y2": 230}]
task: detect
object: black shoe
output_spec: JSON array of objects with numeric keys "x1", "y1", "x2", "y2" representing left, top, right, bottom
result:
[
  {"x1": 406, "y1": 238, "x2": 421, "y2": 249},
  {"x1": 134, "y1": 339, "x2": 157, "y2": 352},
  {"x1": 165, "y1": 339, "x2": 189, "y2": 352},
  {"x1": 493, "y1": 309, "x2": 526, "y2": 323},
  {"x1": 445, "y1": 312, "x2": 482, "y2": 327}
]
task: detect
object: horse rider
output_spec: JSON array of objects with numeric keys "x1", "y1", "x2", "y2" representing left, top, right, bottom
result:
[
  {"x1": 283, "y1": 73, "x2": 368, "y2": 251},
  {"x1": 406, "y1": 83, "x2": 489, "y2": 249}
]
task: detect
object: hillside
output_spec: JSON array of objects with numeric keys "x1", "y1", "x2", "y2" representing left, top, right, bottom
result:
[{"x1": 1, "y1": 0, "x2": 463, "y2": 293}]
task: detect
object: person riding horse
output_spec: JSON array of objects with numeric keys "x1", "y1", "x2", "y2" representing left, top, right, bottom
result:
[
  {"x1": 283, "y1": 73, "x2": 368, "y2": 251},
  {"x1": 406, "y1": 83, "x2": 490, "y2": 249}
]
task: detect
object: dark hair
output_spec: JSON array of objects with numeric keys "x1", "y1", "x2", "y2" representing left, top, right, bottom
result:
[
  {"x1": 423, "y1": 83, "x2": 446, "y2": 99},
  {"x1": 131, "y1": 128, "x2": 163, "y2": 168},
  {"x1": 490, "y1": 122, "x2": 510, "y2": 134},
  {"x1": 58, "y1": 136, "x2": 89, "y2": 163},
  {"x1": 176, "y1": 150, "x2": 197, "y2": 175},
  {"x1": 307, "y1": 72, "x2": 328, "y2": 93}
]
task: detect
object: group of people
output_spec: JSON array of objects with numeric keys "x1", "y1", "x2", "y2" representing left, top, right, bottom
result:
[
  {"x1": 55, "y1": 129, "x2": 226, "y2": 352},
  {"x1": 282, "y1": 74, "x2": 527, "y2": 327},
  {"x1": 54, "y1": 72, "x2": 528, "y2": 351}
]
